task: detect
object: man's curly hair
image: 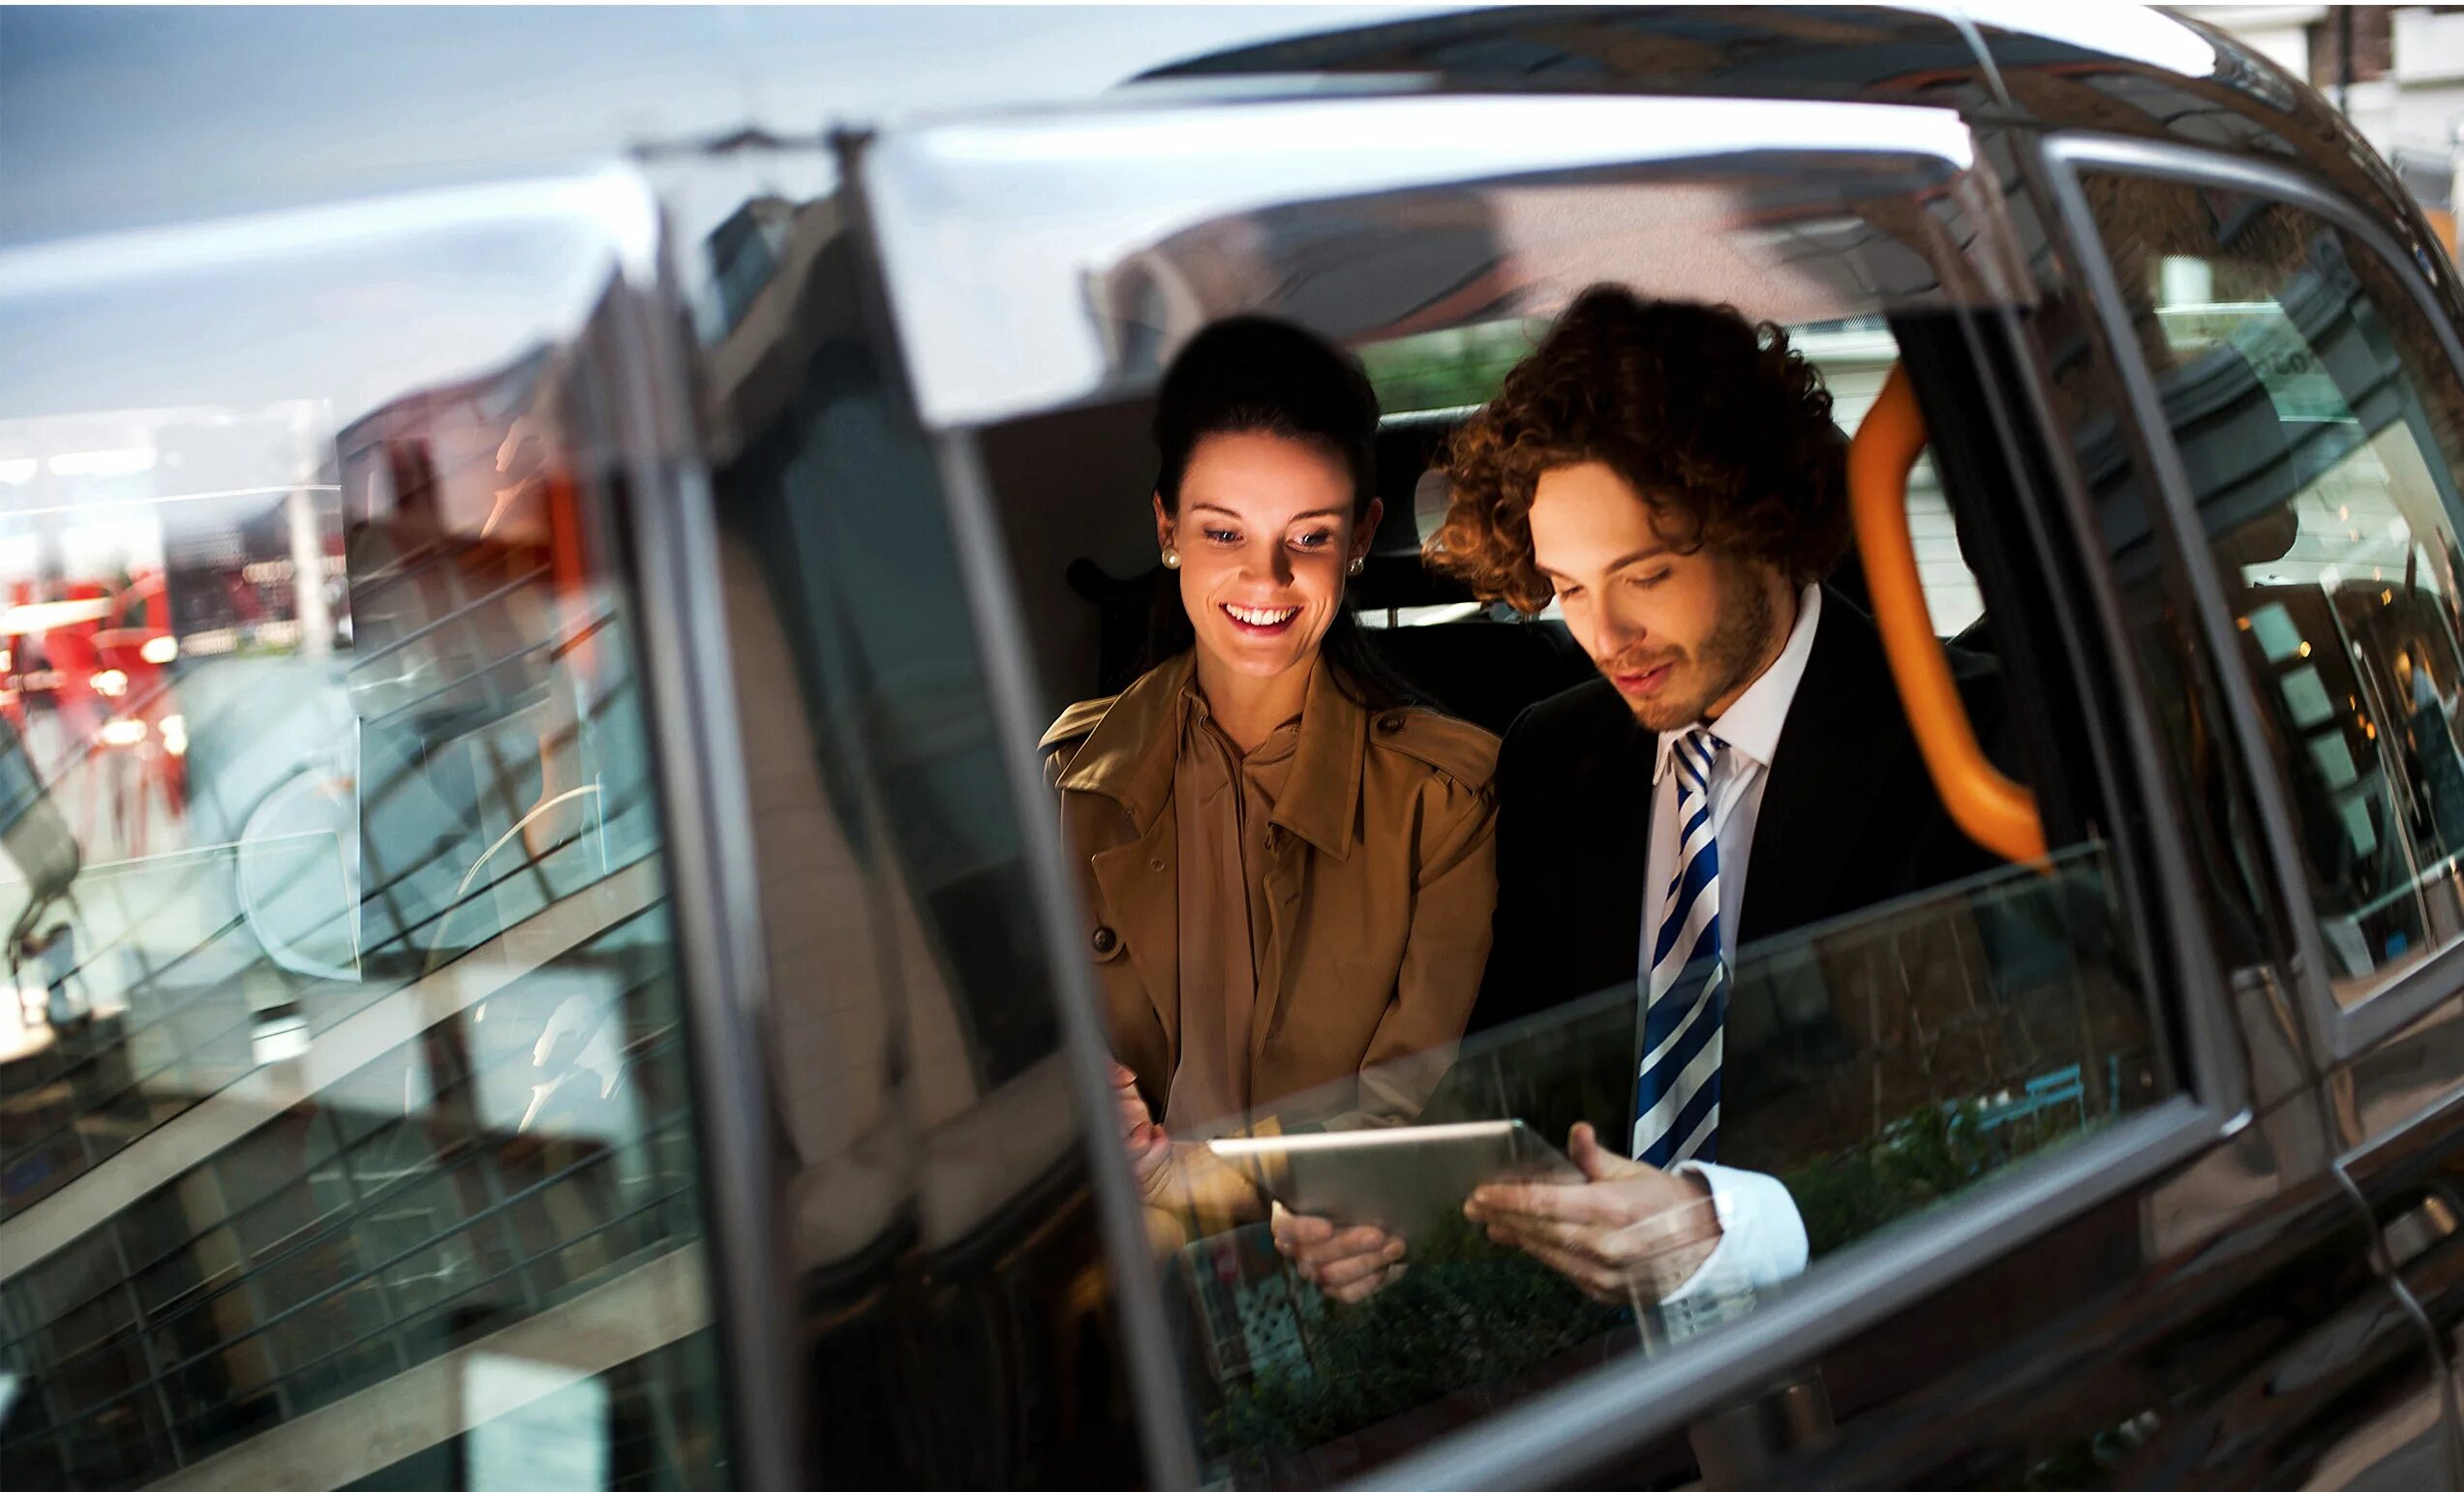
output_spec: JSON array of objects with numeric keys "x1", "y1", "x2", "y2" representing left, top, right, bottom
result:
[{"x1": 1427, "y1": 287, "x2": 1851, "y2": 614}]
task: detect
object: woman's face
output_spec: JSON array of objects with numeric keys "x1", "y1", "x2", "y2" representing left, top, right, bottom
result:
[{"x1": 1156, "y1": 431, "x2": 1381, "y2": 685}]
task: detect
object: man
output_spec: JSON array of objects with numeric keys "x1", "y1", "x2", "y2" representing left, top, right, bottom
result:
[{"x1": 1424, "y1": 287, "x2": 2002, "y2": 1308}]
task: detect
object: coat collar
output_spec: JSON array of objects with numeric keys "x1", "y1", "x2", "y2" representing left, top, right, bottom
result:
[{"x1": 1057, "y1": 652, "x2": 1367, "y2": 861}]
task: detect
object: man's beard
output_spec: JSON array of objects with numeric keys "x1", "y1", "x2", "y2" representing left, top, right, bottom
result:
[{"x1": 1612, "y1": 567, "x2": 1780, "y2": 732}]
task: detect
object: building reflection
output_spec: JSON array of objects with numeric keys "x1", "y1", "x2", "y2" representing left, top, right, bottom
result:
[{"x1": 0, "y1": 276, "x2": 720, "y2": 1490}]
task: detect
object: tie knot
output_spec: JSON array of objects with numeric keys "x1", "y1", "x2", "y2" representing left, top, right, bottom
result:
[{"x1": 1673, "y1": 726, "x2": 1723, "y2": 794}]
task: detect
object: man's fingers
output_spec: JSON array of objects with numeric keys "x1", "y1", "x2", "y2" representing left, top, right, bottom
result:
[
  {"x1": 1482, "y1": 1212, "x2": 1610, "y2": 1260},
  {"x1": 1496, "y1": 1232, "x2": 1625, "y2": 1301},
  {"x1": 1481, "y1": 1213, "x2": 1629, "y2": 1272},
  {"x1": 1468, "y1": 1179, "x2": 1626, "y2": 1226}
]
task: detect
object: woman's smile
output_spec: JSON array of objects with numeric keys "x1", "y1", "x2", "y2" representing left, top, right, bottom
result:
[{"x1": 1222, "y1": 601, "x2": 1301, "y2": 635}]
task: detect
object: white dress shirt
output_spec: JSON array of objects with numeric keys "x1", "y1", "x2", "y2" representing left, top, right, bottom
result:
[{"x1": 1642, "y1": 584, "x2": 1819, "y2": 1311}]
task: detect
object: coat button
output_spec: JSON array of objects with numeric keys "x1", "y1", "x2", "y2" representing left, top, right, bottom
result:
[
  {"x1": 1091, "y1": 926, "x2": 1118, "y2": 955},
  {"x1": 1377, "y1": 713, "x2": 1405, "y2": 734}
]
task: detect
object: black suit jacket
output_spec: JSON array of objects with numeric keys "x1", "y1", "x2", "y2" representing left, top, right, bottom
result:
[{"x1": 1466, "y1": 588, "x2": 2004, "y2": 1044}]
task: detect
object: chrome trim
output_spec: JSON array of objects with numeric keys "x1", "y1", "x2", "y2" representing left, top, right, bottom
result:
[
  {"x1": 1936, "y1": 6, "x2": 2016, "y2": 113},
  {"x1": 837, "y1": 131, "x2": 1205, "y2": 1492},
  {"x1": 609, "y1": 177, "x2": 804, "y2": 1491},
  {"x1": 1340, "y1": 1098, "x2": 2224, "y2": 1492},
  {"x1": 860, "y1": 93, "x2": 1981, "y2": 429},
  {"x1": 2038, "y1": 133, "x2": 2464, "y2": 1075},
  {"x1": 2325, "y1": 1151, "x2": 2464, "y2": 1484},
  {"x1": 0, "y1": 167, "x2": 663, "y2": 298}
]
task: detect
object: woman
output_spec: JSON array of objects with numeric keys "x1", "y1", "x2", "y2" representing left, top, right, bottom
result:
[{"x1": 1041, "y1": 318, "x2": 1499, "y2": 1294}]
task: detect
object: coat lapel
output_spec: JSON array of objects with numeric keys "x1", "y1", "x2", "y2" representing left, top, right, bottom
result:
[
  {"x1": 1063, "y1": 658, "x2": 1193, "y2": 1063},
  {"x1": 1739, "y1": 593, "x2": 1900, "y2": 948},
  {"x1": 1571, "y1": 687, "x2": 1656, "y2": 998}
]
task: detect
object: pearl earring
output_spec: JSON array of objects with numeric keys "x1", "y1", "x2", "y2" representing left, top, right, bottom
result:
[
  {"x1": 1346, "y1": 555, "x2": 1366, "y2": 578},
  {"x1": 1161, "y1": 547, "x2": 1181, "y2": 570}
]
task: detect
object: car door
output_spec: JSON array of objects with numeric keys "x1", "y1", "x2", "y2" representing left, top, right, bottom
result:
[
  {"x1": 831, "y1": 81, "x2": 2380, "y2": 1490},
  {"x1": 2036, "y1": 132, "x2": 2464, "y2": 1489}
]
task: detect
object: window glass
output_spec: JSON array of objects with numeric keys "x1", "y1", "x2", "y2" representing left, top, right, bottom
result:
[
  {"x1": 1134, "y1": 839, "x2": 2158, "y2": 1484},
  {"x1": 0, "y1": 190, "x2": 727, "y2": 1488},
  {"x1": 990, "y1": 273, "x2": 2165, "y2": 1486},
  {"x1": 2075, "y1": 172, "x2": 2464, "y2": 1004}
]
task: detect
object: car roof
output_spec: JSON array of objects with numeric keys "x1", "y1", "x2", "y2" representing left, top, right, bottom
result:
[
  {"x1": 1141, "y1": 3, "x2": 2457, "y2": 314},
  {"x1": 7, "y1": 5, "x2": 2449, "y2": 310}
]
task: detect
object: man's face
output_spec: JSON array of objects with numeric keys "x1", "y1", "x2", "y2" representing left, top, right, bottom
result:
[{"x1": 1527, "y1": 461, "x2": 1785, "y2": 732}]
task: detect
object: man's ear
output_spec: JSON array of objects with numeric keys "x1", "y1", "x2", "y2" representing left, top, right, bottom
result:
[{"x1": 1152, "y1": 493, "x2": 1173, "y2": 553}]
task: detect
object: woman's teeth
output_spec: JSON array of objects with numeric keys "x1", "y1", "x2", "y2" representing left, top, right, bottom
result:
[{"x1": 1225, "y1": 604, "x2": 1298, "y2": 625}]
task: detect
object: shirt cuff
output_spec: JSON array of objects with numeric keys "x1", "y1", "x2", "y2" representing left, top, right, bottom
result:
[{"x1": 1658, "y1": 1160, "x2": 1810, "y2": 1306}]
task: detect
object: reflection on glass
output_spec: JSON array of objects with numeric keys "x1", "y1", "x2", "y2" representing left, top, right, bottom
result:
[
  {"x1": 0, "y1": 190, "x2": 724, "y2": 1490},
  {"x1": 2085, "y1": 172, "x2": 2464, "y2": 1002},
  {"x1": 1139, "y1": 845, "x2": 2156, "y2": 1486}
]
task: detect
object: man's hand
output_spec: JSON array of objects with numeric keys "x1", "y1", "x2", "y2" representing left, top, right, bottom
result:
[
  {"x1": 1111, "y1": 1060, "x2": 1172, "y2": 1197},
  {"x1": 1464, "y1": 1122, "x2": 1720, "y2": 1302},
  {"x1": 1271, "y1": 1203, "x2": 1407, "y2": 1304}
]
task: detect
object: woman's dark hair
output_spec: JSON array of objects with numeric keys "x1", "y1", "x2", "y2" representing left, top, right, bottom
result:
[{"x1": 1143, "y1": 316, "x2": 1414, "y2": 710}]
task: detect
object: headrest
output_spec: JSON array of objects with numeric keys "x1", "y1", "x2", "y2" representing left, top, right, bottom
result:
[{"x1": 1372, "y1": 411, "x2": 1465, "y2": 555}]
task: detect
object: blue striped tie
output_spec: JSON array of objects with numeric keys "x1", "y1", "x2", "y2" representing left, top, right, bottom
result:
[{"x1": 1633, "y1": 726, "x2": 1726, "y2": 1169}]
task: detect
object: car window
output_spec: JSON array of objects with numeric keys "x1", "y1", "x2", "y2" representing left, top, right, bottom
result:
[
  {"x1": 2072, "y1": 170, "x2": 2464, "y2": 1007},
  {"x1": 972, "y1": 179, "x2": 2173, "y2": 1487},
  {"x1": 0, "y1": 186, "x2": 730, "y2": 1489}
]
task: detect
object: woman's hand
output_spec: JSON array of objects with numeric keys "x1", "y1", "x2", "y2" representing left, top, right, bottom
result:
[
  {"x1": 1110, "y1": 1060, "x2": 1172, "y2": 1197},
  {"x1": 1271, "y1": 1202, "x2": 1408, "y2": 1303}
]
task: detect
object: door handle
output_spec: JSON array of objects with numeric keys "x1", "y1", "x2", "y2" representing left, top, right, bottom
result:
[
  {"x1": 2382, "y1": 1194, "x2": 2459, "y2": 1271},
  {"x1": 1688, "y1": 1367, "x2": 1837, "y2": 1490}
]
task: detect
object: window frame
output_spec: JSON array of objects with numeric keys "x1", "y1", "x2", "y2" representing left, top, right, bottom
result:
[
  {"x1": 2040, "y1": 132, "x2": 2464, "y2": 1070},
  {"x1": 849, "y1": 89, "x2": 2252, "y2": 1492}
]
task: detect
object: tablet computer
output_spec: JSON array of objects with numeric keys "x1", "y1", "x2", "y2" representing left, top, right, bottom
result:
[{"x1": 1205, "y1": 1119, "x2": 1581, "y2": 1244}]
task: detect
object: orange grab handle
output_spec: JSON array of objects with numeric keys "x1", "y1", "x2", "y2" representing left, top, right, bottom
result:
[{"x1": 1848, "y1": 364, "x2": 2046, "y2": 865}]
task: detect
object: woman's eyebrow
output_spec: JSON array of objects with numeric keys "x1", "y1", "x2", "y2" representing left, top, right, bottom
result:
[{"x1": 1185, "y1": 502, "x2": 1348, "y2": 523}]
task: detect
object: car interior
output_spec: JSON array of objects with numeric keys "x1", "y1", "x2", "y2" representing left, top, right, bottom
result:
[{"x1": 989, "y1": 322, "x2": 1989, "y2": 744}]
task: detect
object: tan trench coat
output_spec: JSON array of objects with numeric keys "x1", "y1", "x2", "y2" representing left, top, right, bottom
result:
[{"x1": 1041, "y1": 654, "x2": 1501, "y2": 1132}]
